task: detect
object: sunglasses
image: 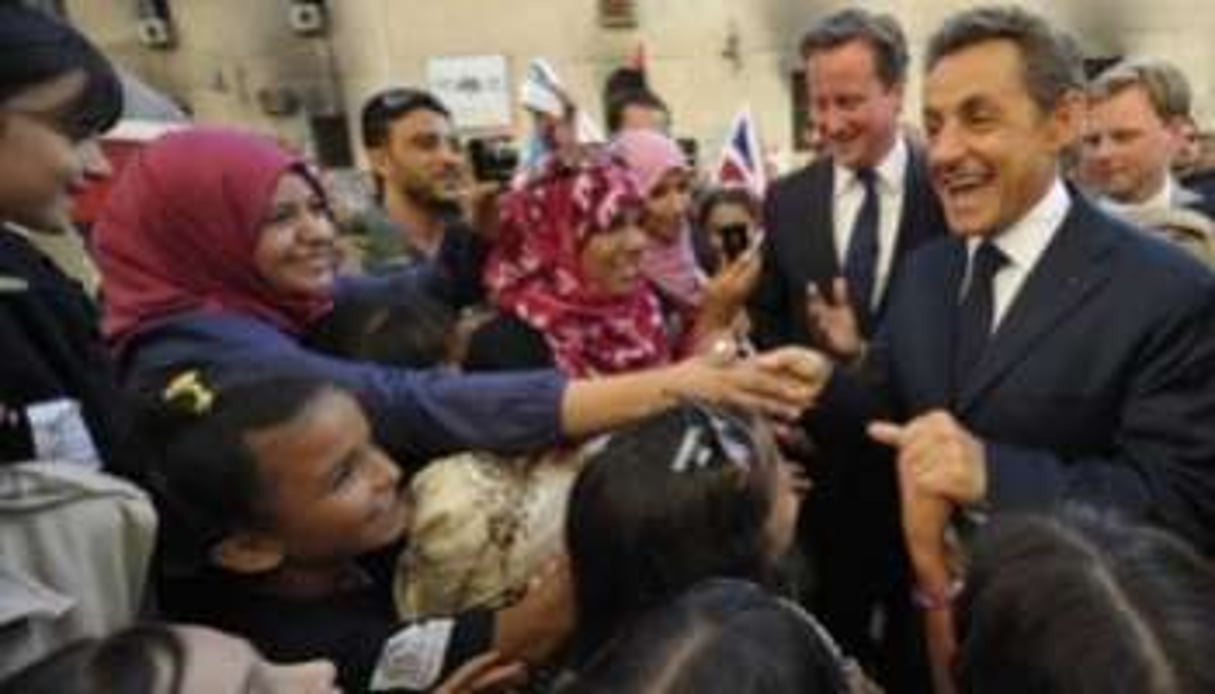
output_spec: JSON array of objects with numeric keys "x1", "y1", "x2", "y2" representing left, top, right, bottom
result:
[
  {"x1": 366, "y1": 88, "x2": 432, "y2": 114},
  {"x1": 669, "y1": 399, "x2": 765, "y2": 475}
]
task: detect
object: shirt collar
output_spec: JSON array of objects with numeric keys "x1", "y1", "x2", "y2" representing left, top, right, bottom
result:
[
  {"x1": 970, "y1": 175, "x2": 1071, "y2": 270},
  {"x1": 1156, "y1": 175, "x2": 1178, "y2": 209},
  {"x1": 833, "y1": 135, "x2": 908, "y2": 199},
  {"x1": 1101, "y1": 174, "x2": 1175, "y2": 216}
]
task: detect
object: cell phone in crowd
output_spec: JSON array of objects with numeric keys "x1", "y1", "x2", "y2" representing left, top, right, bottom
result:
[
  {"x1": 719, "y1": 223, "x2": 751, "y2": 262},
  {"x1": 468, "y1": 137, "x2": 521, "y2": 184}
]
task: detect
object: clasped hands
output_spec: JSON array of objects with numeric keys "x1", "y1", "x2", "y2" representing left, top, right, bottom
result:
[{"x1": 870, "y1": 410, "x2": 987, "y2": 570}]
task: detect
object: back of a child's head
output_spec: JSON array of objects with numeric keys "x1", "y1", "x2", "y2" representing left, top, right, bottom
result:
[
  {"x1": 136, "y1": 371, "x2": 337, "y2": 574},
  {"x1": 566, "y1": 403, "x2": 785, "y2": 659},
  {"x1": 561, "y1": 578, "x2": 845, "y2": 694},
  {"x1": 306, "y1": 292, "x2": 457, "y2": 369},
  {"x1": 957, "y1": 505, "x2": 1215, "y2": 694}
]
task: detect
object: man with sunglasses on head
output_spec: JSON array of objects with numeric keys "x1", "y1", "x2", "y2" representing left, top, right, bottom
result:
[
  {"x1": 0, "y1": 3, "x2": 135, "y2": 476},
  {"x1": 354, "y1": 88, "x2": 492, "y2": 308}
]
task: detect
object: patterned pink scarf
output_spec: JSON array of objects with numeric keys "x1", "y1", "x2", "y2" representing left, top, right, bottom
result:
[
  {"x1": 484, "y1": 157, "x2": 670, "y2": 377},
  {"x1": 609, "y1": 130, "x2": 705, "y2": 310}
]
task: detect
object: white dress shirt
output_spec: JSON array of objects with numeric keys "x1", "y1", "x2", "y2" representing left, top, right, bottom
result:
[
  {"x1": 833, "y1": 137, "x2": 908, "y2": 308},
  {"x1": 965, "y1": 176, "x2": 1072, "y2": 333}
]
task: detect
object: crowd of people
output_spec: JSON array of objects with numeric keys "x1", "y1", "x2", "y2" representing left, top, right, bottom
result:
[{"x1": 2, "y1": 1, "x2": 1214, "y2": 692}]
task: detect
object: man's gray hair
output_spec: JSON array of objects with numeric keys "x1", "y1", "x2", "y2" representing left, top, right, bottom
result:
[{"x1": 926, "y1": 5, "x2": 1084, "y2": 113}]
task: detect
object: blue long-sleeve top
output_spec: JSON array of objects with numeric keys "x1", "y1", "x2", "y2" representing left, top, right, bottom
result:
[{"x1": 118, "y1": 273, "x2": 567, "y2": 466}]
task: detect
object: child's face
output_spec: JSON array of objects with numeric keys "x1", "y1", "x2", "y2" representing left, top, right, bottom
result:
[
  {"x1": 245, "y1": 390, "x2": 410, "y2": 562},
  {"x1": 643, "y1": 169, "x2": 692, "y2": 243}
]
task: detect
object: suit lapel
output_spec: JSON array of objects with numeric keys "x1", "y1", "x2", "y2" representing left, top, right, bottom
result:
[
  {"x1": 894, "y1": 144, "x2": 932, "y2": 259},
  {"x1": 927, "y1": 241, "x2": 969, "y2": 407},
  {"x1": 805, "y1": 162, "x2": 840, "y2": 283},
  {"x1": 876, "y1": 142, "x2": 945, "y2": 319},
  {"x1": 956, "y1": 199, "x2": 1119, "y2": 414}
]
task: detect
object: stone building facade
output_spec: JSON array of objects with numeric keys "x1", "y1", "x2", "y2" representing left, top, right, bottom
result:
[{"x1": 60, "y1": 0, "x2": 1215, "y2": 173}]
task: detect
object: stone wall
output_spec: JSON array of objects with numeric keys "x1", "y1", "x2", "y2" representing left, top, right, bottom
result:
[{"x1": 65, "y1": 0, "x2": 1215, "y2": 172}]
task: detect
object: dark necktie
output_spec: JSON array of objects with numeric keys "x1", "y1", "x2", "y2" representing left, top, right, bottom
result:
[
  {"x1": 954, "y1": 241, "x2": 1007, "y2": 388},
  {"x1": 844, "y1": 168, "x2": 880, "y2": 330}
]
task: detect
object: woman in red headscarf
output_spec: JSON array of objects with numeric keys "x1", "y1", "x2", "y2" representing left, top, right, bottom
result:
[
  {"x1": 468, "y1": 146, "x2": 758, "y2": 376},
  {"x1": 469, "y1": 157, "x2": 670, "y2": 376},
  {"x1": 93, "y1": 128, "x2": 829, "y2": 465}
]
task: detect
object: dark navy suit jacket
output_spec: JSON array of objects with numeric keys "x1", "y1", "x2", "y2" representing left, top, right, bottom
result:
[
  {"x1": 751, "y1": 141, "x2": 946, "y2": 349},
  {"x1": 830, "y1": 192, "x2": 1215, "y2": 552}
]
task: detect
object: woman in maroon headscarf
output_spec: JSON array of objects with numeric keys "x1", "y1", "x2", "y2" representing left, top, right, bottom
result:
[
  {"x1": 468, "y1": 156, "x2": 671, "y2": 375},
  {"x1": 466, "y1": 137, "x2": 761, "y2": 376},
  {"x1": 93, "y1": 128, "x2": 828, "y2": 464}
]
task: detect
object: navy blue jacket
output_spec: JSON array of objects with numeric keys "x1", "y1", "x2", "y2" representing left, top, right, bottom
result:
[
  {"x1": 751, "y1": 141, "x2": 946, "y2": 349},
  {"x1": 826, "y1": 193, "x2": 1215, "y2": 552}
]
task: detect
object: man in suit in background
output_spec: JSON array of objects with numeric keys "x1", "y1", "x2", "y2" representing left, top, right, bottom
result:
[
  {"x1": 1083, "y1": 58, "x2": 1215, "y2": 221},
  {"x1": 749, "y1": 9, "x2": 945, "y2": 689},
  {"x1": 752, "y1": 9, "x2": 944, "y2": 351},
  {"x1": 840, "y1": 6, "x2": 1215, "y2": 611}
]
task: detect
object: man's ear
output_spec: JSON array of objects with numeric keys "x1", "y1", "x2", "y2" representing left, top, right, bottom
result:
[
  {"x1": 367, "y1": 147, "x2": 390, "y2": 177},
  {"x1": 1049, "y1": 90, "x2": 1087, "y2": 151},
  {"x1": 889, "y1": 79, "x2": 907, "y2": 109},
  {"x1": 210, "y1": 532, "x2": 285, "y2": 574},
  {"x1": 1164, "y1": 115, "x2": 1193, "y2": 154}
]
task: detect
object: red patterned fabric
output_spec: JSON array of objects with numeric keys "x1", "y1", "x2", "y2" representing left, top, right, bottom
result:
[
  {"x1": 484, "y1": 157, "x2": 670, "y2": 377},
  {"x1": 608, "y1": 130, "x2": 705, "y2": 311}
]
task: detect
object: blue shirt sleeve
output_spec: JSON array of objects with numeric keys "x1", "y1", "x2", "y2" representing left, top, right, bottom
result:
[{"x1": 123, "y1": 312, "x2": 566, "y2": 462}]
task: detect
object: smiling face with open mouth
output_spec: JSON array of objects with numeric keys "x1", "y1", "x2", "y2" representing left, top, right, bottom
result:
[
  {"x1": 924, "y1": 39, "x2": 1078, "y2": 238},
  {"x1": 245, "y1": 388, "x2": 412, "y2": 564}
]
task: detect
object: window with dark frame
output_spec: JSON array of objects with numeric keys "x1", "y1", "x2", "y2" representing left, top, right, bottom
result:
[{"x1": 599, "y1": 0, "x2": 638, "y2": 29}]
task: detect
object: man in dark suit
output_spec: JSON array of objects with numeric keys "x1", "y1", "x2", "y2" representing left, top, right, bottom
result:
[
  {"x1": 1083, "y1": 58, "x2": 1215, "y2": 223},
  {"x1": 749, "y1": 10, "x2": 946, "y2": 689},
  {"x1": 825, "y1": 7, "x2": 1215, "y2": 627},
  {"x1": 753, "y1": 9, "x2": 944, "y2": 351}
]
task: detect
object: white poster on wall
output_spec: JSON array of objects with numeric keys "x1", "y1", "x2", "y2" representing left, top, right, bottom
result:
[{"x1": 426, "y1": 55, "x2": 511, "y2": 130}]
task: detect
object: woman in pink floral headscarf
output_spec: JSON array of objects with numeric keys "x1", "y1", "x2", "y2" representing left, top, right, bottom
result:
[
  {"x1": 609, "y1": 130, "x2": 762, "y2": 356},
  {"x1": 607, "y1": 130, "x2": 705, "y2": 311},
  {"x1": 476, "y1": 156, "x2": 671, "y2": 377}
]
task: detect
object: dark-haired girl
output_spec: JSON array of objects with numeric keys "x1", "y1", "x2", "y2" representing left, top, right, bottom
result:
[
  {"x1": 559, "y1": 578, "x2": 865, "y2": 694},
  {"x1": 143, "y1": 372, "x2": 567, "y2": 692},
  {"x1": 564, "y1": 403, "x2": 809, "y2": 666}
]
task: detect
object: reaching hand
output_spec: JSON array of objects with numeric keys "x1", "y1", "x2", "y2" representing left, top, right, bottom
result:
[
  {"x1": 459, "y1": 182, "x2": 505, "y2": 241},
  {"x1": 806, "y1": 277, "x2": 864, "y2": 360},
  {"x1": 700, "y1": 249, "x2": 763, "y2": 330},
  {"x1": 671, "y1": 346, "x2": 832, "y2": 421}
]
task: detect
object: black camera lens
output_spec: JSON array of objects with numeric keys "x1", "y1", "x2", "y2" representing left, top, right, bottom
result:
[
  {"x1": 468, "y1": 138, "x2": 520, "y2": 183},
  {"x1": 718, "y1": 223, "x2": 750, "y2": 261}
]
